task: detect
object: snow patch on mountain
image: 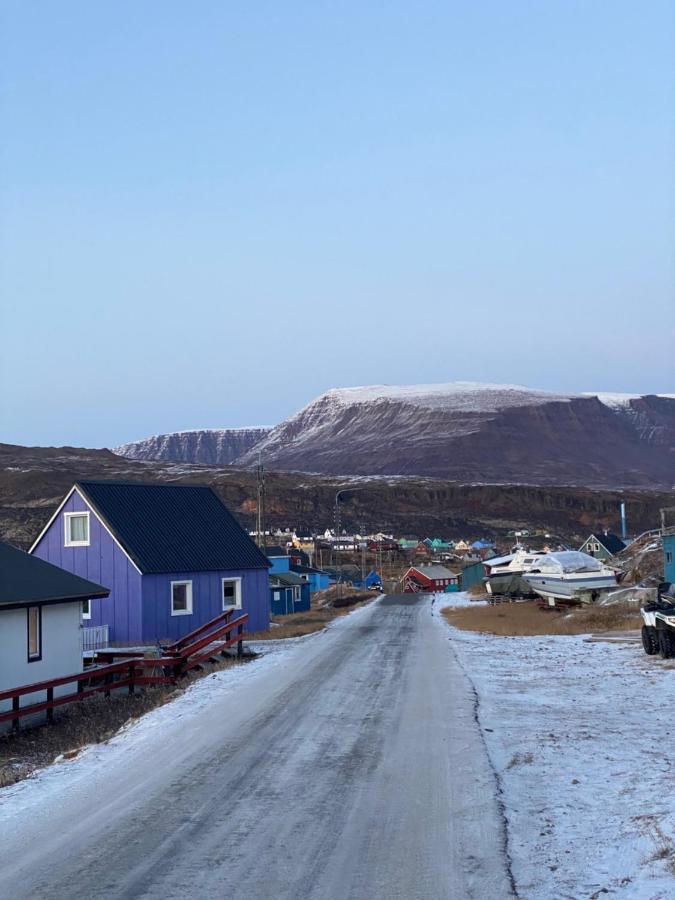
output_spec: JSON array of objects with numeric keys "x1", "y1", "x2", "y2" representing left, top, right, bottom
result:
[
  {"x1": 116, "y1": 426, "x2": 269, "y2": 446},
  {"x1": 299, "y1": 382, "x2": 575, "y2": 414},
  {"x1": 587, "y1": 392, "x2": 675, "y2": 408}
]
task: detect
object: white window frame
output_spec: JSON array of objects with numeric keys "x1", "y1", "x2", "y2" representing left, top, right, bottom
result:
[
  {"x1": 27, "y1": 606, "x2": 42, "y2": 662},
  {"x1": 64, "y1": 511, "x2": 90, "y2": 547},
  {"x1": 82, "y1": 598, "x2": 92, "y2": 620},
  {"x1": 171, "y1": 580, "x2": 193, "y2": 616},
  {"x1": 222, "y1": 577, "x2": 242, "y2": 611}
]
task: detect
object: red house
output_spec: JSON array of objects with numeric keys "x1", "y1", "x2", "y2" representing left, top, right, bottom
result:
[
  {"x1": 367, "y1": 539, "x2": 400, "y2": 552},
  {"x1": 402, "y1": 565, "x2": 459, "y2": 593}
]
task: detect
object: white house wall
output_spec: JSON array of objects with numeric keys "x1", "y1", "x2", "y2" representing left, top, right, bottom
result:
[{"x1": 0, "y1": 602, "x2": 83, "y2": 733}]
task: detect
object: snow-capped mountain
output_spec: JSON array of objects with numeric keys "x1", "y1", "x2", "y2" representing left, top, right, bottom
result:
[
  {"x1": 234, "y1": 383, "x2": 675, "y2": 487},
  {"x1": 114, "y1": 427, "x2": 271, "y2": 466},
  {"x1": 113, "y1": 383, "x2": 675, "y2": 488}
]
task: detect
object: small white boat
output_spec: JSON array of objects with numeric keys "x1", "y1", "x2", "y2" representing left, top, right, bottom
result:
[
  {"x1": 523, "y1": 551, "x2": 617, "y2": 604},
  {"x1": 483, "y1": 549, "x2": 544, "y2": 597}
]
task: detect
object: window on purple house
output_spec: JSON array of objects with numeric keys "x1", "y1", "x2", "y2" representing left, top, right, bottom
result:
[
  {"x1": 222, "y1": 578, "x2": 242, "y2": 610},
  {"x1": 171, "y1": 581, "x2": 193, "y2": 616},
  {"x1": 64, "y1": 512, "x2": 90, "y2": 547}
]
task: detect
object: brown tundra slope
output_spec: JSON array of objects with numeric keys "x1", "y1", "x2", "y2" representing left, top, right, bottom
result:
[{"x1": 0, "y1": 443, "x2": 670, "y2": 550}]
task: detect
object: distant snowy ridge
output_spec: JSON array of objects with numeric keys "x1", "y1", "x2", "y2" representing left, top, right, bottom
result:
[
  {"x1": 305, "y1": 382, "x2": 675, "y2": 413},
  {"x1": 287, "y1": 382, "x2": 675, "y2": 418},
  {"x1": 114, "y1": 427, "x2": 271, "y2": 466},
  {"x1": 116, "y1": 426, "x2": 269, "y2": 447},
  {"x1": 585, "y1": 392, "x2": 675, "y2": 408},
  {"x1": 299, "y1": 382, "x2": 576, "y2": 414}
]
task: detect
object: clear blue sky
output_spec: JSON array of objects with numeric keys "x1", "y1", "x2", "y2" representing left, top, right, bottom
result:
[{"x1": 1, "y1": 1, "x2": 673, "y2": 447}]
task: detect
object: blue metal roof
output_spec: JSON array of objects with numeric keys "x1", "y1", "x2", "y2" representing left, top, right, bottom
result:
[{"x1": 77, "y1": 481, "x2": 270, "y2": 575}]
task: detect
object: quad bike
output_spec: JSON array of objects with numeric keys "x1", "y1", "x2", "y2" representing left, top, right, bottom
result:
[{"x1": 641, "y1": 582, "x2": 675, "y2": 658}]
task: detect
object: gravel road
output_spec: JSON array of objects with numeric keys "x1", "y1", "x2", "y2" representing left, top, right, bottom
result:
[{"x1": 0, "y1": 595, "x2": 514, "y2": 899}]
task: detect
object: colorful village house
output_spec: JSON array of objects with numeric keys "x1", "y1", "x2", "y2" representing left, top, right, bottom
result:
[
  {"x1": 30, "y1": 481, "x2": 270, "y2": 645},
  {"x1": 578, "y1": 532, "x2": 626, "y2": 561},
  {"x1": 269, "y1": 571, "x2": 310, "y2": 615},
  {"x1": 266, "y1": 547, "x2": 329, "y2": 596},
  {"x1": 402, "y1": 564, "x2": 460, "y2": 593}
]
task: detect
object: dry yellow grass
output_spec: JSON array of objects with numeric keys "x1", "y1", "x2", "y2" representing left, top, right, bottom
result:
[{"x1": 442, "y1": 600, "x2": 642, "y2": 637}]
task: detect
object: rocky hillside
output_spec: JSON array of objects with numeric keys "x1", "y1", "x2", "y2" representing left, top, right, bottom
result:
[
  {"x1": 235, "y1": 384, "x2": 675, "y2": 488},
  {"x1": 0, "y1": 443, "x2": 669, "y2": 551},
  {"x1": 114, "y1": 427, "x2": 270, "y2": 466}
]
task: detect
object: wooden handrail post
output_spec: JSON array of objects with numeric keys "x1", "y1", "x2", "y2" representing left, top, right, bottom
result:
[
  {"x1": 12, "y1": 696, "x2": 20, "y2": 732},
  {"x1": 237, "y1": 623, "x2": 243, "y2": 657},
  {"x1": 47, "y1": 687, "x2": 54, "y2": 723},
  {"x1": 128, "y1": 662, "x2": 135, "y2": 695}
]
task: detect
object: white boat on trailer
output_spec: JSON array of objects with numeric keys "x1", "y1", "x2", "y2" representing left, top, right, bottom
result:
[
  {"x1": 523, "y1": 551, "x2": 618, "y2": 606},
  {"x1": 483, "y1": 548, "x2": 544, "y2": 597}
]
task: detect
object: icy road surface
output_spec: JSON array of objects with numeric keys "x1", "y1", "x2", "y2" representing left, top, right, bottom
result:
[{"x1": 0, "y1": 595, "x2": 513, "y2": 900}]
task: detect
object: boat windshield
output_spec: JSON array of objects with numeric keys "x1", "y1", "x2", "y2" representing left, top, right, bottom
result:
[{"x1": 537, "y1": 551, "x2": 603, "y2": 575}]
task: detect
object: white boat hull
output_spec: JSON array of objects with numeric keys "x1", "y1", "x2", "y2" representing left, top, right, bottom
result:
[{"x1": 524, "y1": 573, "x2": 617, "y2": 602}]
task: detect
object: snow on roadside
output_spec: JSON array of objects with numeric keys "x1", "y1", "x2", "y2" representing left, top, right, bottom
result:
[
  {"x1": 437, "y1": 605, "x2": 675, "y2": 898},
  {"x1": 432, "y1": 590, "x2": 486, "y2": 608},
  {"x1": 0, "y1": 638, "x2": 306, "y2": 815}
]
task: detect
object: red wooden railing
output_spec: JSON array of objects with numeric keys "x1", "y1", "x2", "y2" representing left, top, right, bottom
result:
[
  {"x1": 0, "y1": 610, "x2": 249, "y2": 732},
  {"x1": 163, "y1": 608, "x2": 238, "y2": 654}
]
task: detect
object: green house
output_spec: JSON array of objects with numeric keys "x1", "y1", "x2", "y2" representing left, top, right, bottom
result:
[{"x1": 579, "y1": 533, "x2": 626, "y2": 561}]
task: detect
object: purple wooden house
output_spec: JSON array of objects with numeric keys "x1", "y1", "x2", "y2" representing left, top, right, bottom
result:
[{"x1": 30, "y1": 481, "x2": 270, "y2": 645}]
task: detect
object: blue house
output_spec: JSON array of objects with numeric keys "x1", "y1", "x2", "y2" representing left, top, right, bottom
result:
[
  {"x1": 270, "y1": 572, "x2": 311, "y2": 615},
  {"x1": 665, "y1": 533, "x2": 675, "y2": 584},
  {"x1": 265, "y1": 550, "x2": 312, "y2": 614},
  {"x1": 290, "y1": 563, "x2": 330, "y2": 594},
  {"x1": 364, "y1": 570, "x2": 382, "y2": 590},
  {"x1": 471, "y1": 540, "x2": 495, "y2": 552},
  {"x1": 266, "y1": 550, "x2": 330, "y2": 596},
  {"x1": 30, "y1": 481, "x2": 271, "y2": 644}
]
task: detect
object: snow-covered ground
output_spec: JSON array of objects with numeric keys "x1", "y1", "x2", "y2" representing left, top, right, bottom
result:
[{"x1": 438, "y1": 593, "x2": 675, "y2": 899}]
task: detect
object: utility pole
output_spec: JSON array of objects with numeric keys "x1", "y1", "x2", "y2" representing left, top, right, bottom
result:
[
  {"x1": 334, "y1": 491, "x2": 342, "y2": 601},
  {"x1": 256, "y1": 454, "x2": 266, "y2": 550}
]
